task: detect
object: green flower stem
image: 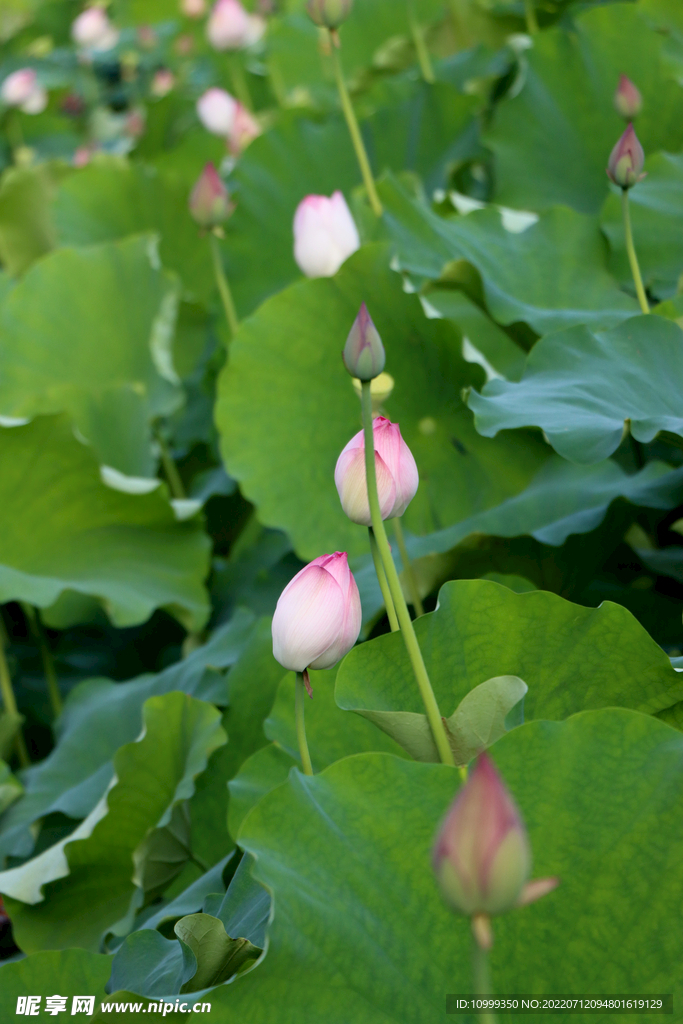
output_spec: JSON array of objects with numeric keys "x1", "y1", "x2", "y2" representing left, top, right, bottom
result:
[
  {"x1": 295, "y1": 672, "x2": 314, "y2": 775},
  {"x1": 210, "y1": 232, "x2": 240, "y2": 339},
  {"x1": 621, "y1": 188, "x2": 650, "y2": 315},
  {"x1": 0, "y1": 620, "x2": 29, "y2": 768},
  {"x1": 524, "y1": 0, "x2": 539, "y2": 34},
  {"x1": 392, "y1": 516, "x2": 424, "y2": 617},
  {"x1": 472, "y1": 933, "x2": 496, "y2": 1024},
  {"x1": 361, "y1": 382, "x2": 454, "y2": 766},
  {"x1": 155, "y1": 429, "x2": 186, "y2": 499},
  {"x1": 407, "y1": 1, "x2": 435, "y2": 83},
  {"x1": 22, "y1": 604, "x2": 62, "y2": 719},
  {"x1": 229, "y1": 54, "x2": 253, "y2": 111},
  {"x1": 369, "y1": 528, "x2": 400, "y2": 632},
  {"x1": 328, "y1": 30, "x2": 383, "y2": 218}
]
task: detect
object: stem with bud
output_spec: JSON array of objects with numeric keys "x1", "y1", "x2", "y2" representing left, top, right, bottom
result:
[
  {"x1": 209, "y1": 231, "x2": 240, "y2": 338},
  {"x1": 361, "y1": 382, "x2": 453, "y2": 766},
  {"x1": 328, "y1": 30, "x2": 383, "y2": 218},
  {"x1": 369, "y1": 528, "x2": 399, "y2": 631},
  {"x1": 295, "y1": 671, "x2": 314, "y2": 775},
  {"x1": 621, "y1": 188, "x2": 649, "y2": 315},
  {"x1": 407, "y1": 0, "x2": 435, "y2": 83},
  {"x1": 392, "y1": 517, "x2": 424, "y2": 617}
]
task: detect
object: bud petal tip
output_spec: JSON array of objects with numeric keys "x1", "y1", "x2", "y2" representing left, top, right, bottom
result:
[
  {"x1": 189, "y1": 162, "x2": 233, "y2": 228},
  {"x1": 607, "y1": 123, "x2": 646, "y2": 189},
  {"x1": 614, "y1": 75, "x2": 642, "y2": 121},
  {"x1": 342, "y1": 303, "x2": 386, "y2": 381}
]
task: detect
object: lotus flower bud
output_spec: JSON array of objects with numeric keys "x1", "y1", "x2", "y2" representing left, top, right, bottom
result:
[
  {"x1": 151, "y1": 69, "x2": 175, "y2": 98},
  {"x1": 181, "y1": 0, "x2": 206, "y2": 16},
  {"x1": 207, "y1": 0, "x2": 265, "y2": 50},
  {"x1": 228, "y1": 102, "x2": 261, "y2": 155},
  {"x1": 293, "y1": 191, "x2": 360, "y2": 278},
  {"x1": 272, "y1": 552, "x2": 362, "y2": 673},
  {"x1": 0, "y1": 69, "x2": 47, "y2": 114},
  {"x1": 71, "y1": 7, "x2": 119, "y2": 51},
  {"x1": 335, "y1": 416, "x2": 419, "y2": 526},
  {"x1": 614, "y1": 75, "x2": 642, "y2": 121},
  {"x1": 197, "y1": 87, "x2": 237, "y2": 136},
  {"x1": 606, "y1": 123, "x2": 646, "y2": 189},
  {"x1": 433, "y1": 753, "x2": 559, "y2": 919},
  {"x1": 189, "y1": 162, "x2": 233, "y2": 228},
  {"x1": 343, "y1": 303, "x2": 386, "y2": 381},
  {"x1": 306, "y1": 0, "x2": 353, "y2": 29}
]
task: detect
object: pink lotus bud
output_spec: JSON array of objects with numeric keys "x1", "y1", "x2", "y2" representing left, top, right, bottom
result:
[
  {"x1": 151, "y1": 69, "x2": 175, "y2": 98},
  {"x1": 71, "y1": 7, "x2": 119, "y2": 51},
  {"x1": 137, "y1": 24, "x2": 157, "y2": 48},
  {"x1": 73, "y1": 145, "x2": 94, "y2": 168},
  {"x1": 343, "y1": 303, "x2": 386, "y2": 381},
  {"x1": 175, "y1": 33, "x2": 195, "y2": 55},
  {"x1": 335, "y1": 416, "x2": 418, "y2": 526},
  {"x1": 227, "y1": 102, "x2": 261, "y2": 155},
  {"x1": 606, "y1": 123, "x2": 646, "y2": 189},
  {"x1": 293, "y1": 191, "x2": 360, "y2": 278},
  {"x1": 207, "y1": 0, "x2": 264, "y2": 49},
  {"x1": 433, "y1": 753, "x2": 559, "y2": 918},
  {"x1": 1, "y1": 69, "x2": 48, "y2": 115},
  {"x1": 189, "y1": 162, "x2": 233, "y2": 228},
  {"x1": 196, "y1": 87, "x2": 237, "y2": 136},
  {"x1": 614, "y1": 74, "x2": 642, "y2": 120},
  {"x1": 272, "y1": 552, "x2": 362, "y2": 672},
  {"x1": 306, "y1": 0, "x2": 353, "y2": 28},
  {"x1": 181, "y1": 0, "x2": 206, "y2": 15}
]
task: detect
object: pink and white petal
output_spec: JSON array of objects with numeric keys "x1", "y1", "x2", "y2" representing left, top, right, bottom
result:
[{"x1": 272, "y1": 565, "x2": 346, "y2": 672}]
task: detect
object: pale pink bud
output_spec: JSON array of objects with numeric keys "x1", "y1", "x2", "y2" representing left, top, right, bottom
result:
[
  {"x1": 189, "y1": 162, "x2": 233, "y2": 228},
  {"x1": 433, "y1": 753, "x2": 558, "y2": 918},
  {"x1": 181, "y1": 0, "x2": 206, "y2": 16},
  {"x1": 227, "y1": 102, "x2": 261, "y2": 155},
  {"x1": 293, "y1": 191, "x2": 360, "y2": 278},
  {"x1": 196, "y1": 87, "x2": 237, "y2": 136},
  {"x1": 207, "y1": 0, "x2": 262, "y2": 50},
  {"x1": 73, "y1": 145, "x2": 94, "y2": 167},
  {"x1": 272, "y1": 552, "x2": 362, "y2": 672},
  {"x1": 335, "y1": 416, "x2": 418, "y2": 526},
  {"x1": 614, "y1": 75, "x2": 642, "y2": 121},
  {"x1": 71, "y1": 7, "x2": 119, "y2": 51},
  {"x1": 1, "y1": 69, "x2": 47, "y2": 114},
  {"x1": 343, "y1": 303, "x2": 386, "y2": 381},
  {"x1": 606, "y1": 123, "x2": 646, "y2": 189},
  {"x1": 151, "y1": 69, "x2": 175, "y2": 98}
]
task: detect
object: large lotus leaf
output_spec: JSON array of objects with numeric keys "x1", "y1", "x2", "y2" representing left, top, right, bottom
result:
[
  {"x1": 206, "y1": 710, "x2": 683, "y2": 1021},
  {"x1": 336, "y1": 579, "x2": 683, "y2": 732},
  {"x1": 52, "y1": 158, "x2": 214, "y2": 305},
  {"x1": 204, "y1": 852, "x2": 270, "y2": 949},
  {"x1": 228, "y1": 666, "x2": 404, "y2": 836},
  {"x1": 0, "y1": 161, "x2": 70, "y2": 277},
  {"x1": 379, "y1": 174, "x2": 638, "y2": 335},
  {"x1": 225, "y1": 89, "x2": 478, "y2": 317},
  {"x1": 0, "y1": 950, "x2": 111, "y2": 1015},
  {"x1": 0, "y1": 416, "x2": 209, "y2": 641},
  {"x1": 109, "y1": 929, "x2": 191, "y2": 999},
  {"x1": 468, "y1": 314, "x2": 683, "y2": 464},
  {"x1": 0, "y1": 692, "x2": 227, "y2": 953},
  {"x1": 483, "y1": 3, "x2": 683, "y2": 214},
  {"x1": 0, "y1": 611, "x2": 255, "y2": 866},
  {"x1": 216, "y1": 243, "x2": 548, "y2": 561},
  {"x1": 601, "y1": 153, "x2": 683, "y2": 301},
  {"x1": 0, "y1": 235, "x2": 181, "y2": 476}
]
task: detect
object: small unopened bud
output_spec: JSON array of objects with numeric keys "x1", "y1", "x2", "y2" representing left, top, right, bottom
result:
[
  {"x1": 432, "y1": 753, "x2": 559, "y2": 919},
  {"x1": 306, "y1": 0, "x2": 353, "y2": 29},
  {"x1": 343, "y1": 304, "x2": 386, "y2": 381},
  {"x1": 614, "y1": 75, "x2": 642, "y2": 121},
  {"x1": 606, "y1": 123, "x2": 646, "y2": 189},
  {"x1": 189, "y1": 162, "x2": 233, "y2": 228}
]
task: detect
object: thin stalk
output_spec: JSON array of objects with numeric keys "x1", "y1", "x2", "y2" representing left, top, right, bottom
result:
[
  {"x1": 472, "y1": 934, "x2": 496, "y2": 1024},
  {"x1": 524, "y1": 0, "x2": 539, "y2": 34},
  {"x1": 229, "y1": 54, "x2": 253, "y2": 110},
  {"x1": 369, "y1": 528, "x2": 399, "y2": 632},
  {"x1": 268, "y1": 57, "x2": 287, "y2": 108},
  {"x1": 23, "y1": 604, "x2": 62, "y2": 718},
  {"x1": 295, "y1": 672, "x2": 313, "y2": 775},
  {"x1": 328, "y1": 30, "x2": 383, "y2": 218},
  {"x1": 621, "y1": 188, "x2": 649, "y2": 314},
  {"x1": 0, "y1": 621, "x2": 29, "y2": 768},
  {"x1": 155, "y1": 430, "x2": 186, "y2": 499},
  {"x1": 392, "y1": 517, "x2": 424, "y2": 617},
  {"x1": 407, "y1": 0, "x2": 435, "y2": 83},
  {"x1": 361, "y1": 382, "x2": 454, "y2": 766},
  {"x1": 210, "y1": 232, "x2": 240, "y2": 339}
]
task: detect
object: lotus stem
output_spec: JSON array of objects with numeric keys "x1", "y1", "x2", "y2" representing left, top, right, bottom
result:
[
  {"x1": 621, "y1": 188, "x2": 649, "y2": 314},
  {"x1": 210, "y1": 231, "x2": 240, "y2": 338},
  {"x1": 392, "y1": 517, "x2": 424, "y2": 617},
  {"x1": 295, "y1": 672, "x2": 314, "y2": 775},
  {"x1": 368, "y1": 528, "x2": 399, "y2": 631}
]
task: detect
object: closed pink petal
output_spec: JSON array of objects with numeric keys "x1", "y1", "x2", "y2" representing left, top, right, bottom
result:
[
  {"x1": 334, "y1": 446, "x2": 396, "y2": 526},
  {"x1": 308, "y1": 553, "x2": 361, "y2": 668},
  {"x1": 272, "y1": 564, "x2": 345, "y2": 672},
  {"x1": 372, "y1": 417, "x2": 419, "y2": 518}
]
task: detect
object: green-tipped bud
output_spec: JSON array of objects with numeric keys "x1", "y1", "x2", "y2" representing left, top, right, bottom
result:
[
  {"x1": 614, "y1": 75, "x2": 642, "y2": 121},
  {"x1": 306, "y1": 0, "x2": 353, "y2": 29},
  {"x1": 189, "y1": 162, "x2": 233, "y2": 228},
  {"x1": 606, "y1": 124, "x2": 646, "y2": 190},
  {"x1": 342, "y1": 303, "x2": 386, "y2": 381}
]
